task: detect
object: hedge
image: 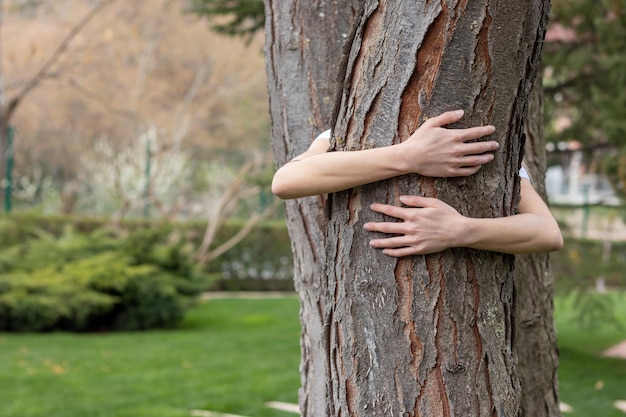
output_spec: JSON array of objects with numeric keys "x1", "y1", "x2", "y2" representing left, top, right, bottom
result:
[{"x1": 0, "y1": 216, "x2": 213, "y2": 332}]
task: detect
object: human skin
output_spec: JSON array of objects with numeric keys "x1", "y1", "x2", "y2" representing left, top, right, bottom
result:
[
  {"x1": 271, "y1": 110, "x2": 563, "y2": 255},
  {"x1": 272, "y1": 111, "x2": 497, "y2": 199}
]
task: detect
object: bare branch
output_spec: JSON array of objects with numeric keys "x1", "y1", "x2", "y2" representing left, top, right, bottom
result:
[
  {"x1": 193, "y1": 160, "x2": 257, "y2": 259},
  {"x1": 172, "y1": 63, "x2": 213, "y2": 145},
  {"x1": 197, "y1": 198, "x2": 281, "y2": 264},
  {"x1": 54, "y1": 75, "x2": 138, "y2": 120},
  {"x1": 6, "y1": 0, "x2": 118, "y2": 119}
]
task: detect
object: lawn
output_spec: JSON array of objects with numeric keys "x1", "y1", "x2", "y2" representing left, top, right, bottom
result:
[
  {"x1": 1, "y1": 293, "x2": 625, "y2": 417},
  {"x1": 554, "y1": 292, "x2": 626, "y2": 417},
  {"x1": 0, "y1": 297, "x2": 302, "y2": 417}
]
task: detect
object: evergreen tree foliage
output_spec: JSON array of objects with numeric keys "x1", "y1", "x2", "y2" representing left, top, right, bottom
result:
[{"x1": 187, "y1": 0, "x2": 264, "y2": 37}]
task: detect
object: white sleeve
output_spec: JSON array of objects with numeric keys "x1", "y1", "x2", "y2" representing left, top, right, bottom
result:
[
  {"x1": 315, "y1": 129, "x2": 331, "y2": 141},
  {"x1": 519, "y1": 166, "x2": 531, "y2": 181}
]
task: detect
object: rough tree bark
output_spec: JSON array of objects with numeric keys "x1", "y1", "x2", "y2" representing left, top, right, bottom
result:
[
  {"x1": 324, "y1": 1, "x2": 550, "y2": 416},
  {"x1": 263, "y1": 2, "x2": 361, "y2": 415},
  {"x1": 265, "y1": 1, "x2": 558, "y2": 416},
  {"x1": 515, "y1": 75, "x2": 561, "y2": 417}
]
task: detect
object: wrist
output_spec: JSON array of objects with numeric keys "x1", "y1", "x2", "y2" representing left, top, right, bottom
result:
[
  {"x1": 457, "y1": 216, "x2": 478, "y2": 248},
  {"x1": 391, "y1": 142, "x2": 415, "y2": 175}
]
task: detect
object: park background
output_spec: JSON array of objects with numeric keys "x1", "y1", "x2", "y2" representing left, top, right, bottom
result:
[{"x1": 0, "y1": 0, "x2": 625, "y2": 416}]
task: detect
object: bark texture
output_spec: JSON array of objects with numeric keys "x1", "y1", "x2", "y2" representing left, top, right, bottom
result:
[
  {"x1": 325, "y1": 1, "x2": 550, "y2": 416},
  {"x1": 515, "y1": 75, "x2": 561, "y2": 417},
  {"x1": 263, "y1": 2, "x2": 360, "y2": 415},
  {"x1": 265, "y1": 1, "x2": 558, "y2": 416}
]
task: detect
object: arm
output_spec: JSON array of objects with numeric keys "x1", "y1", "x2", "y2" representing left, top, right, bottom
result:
[
  {"x1": 271, "y1": 110, "x2": 498, "y2": 199},
  {"x1": 364, "y1": 179, "x2": 563, "y2": 255}
]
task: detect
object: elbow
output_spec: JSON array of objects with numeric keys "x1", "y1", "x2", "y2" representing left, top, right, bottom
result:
[
  {"x1": 542, "y1": 233, "x2": 563, "y2": 253},
  {"x1": 550, "y1": 230, "x2": 564, "y2": 252},
  {"x1": 271, "y1": 174, "x2": 296, "y2": 200},
  {"x1": 544, "y1": 222, "x2": 564, "y2": 252}
]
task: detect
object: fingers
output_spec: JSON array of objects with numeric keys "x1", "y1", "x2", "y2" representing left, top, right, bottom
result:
[
  {"x1": 425, "y1": 109, "x2": 465, "y2": 127},
  {"x1": 447, "y1": 166, "x2": 482, "y2": 177},
  {"x1": 381, "y1": 247, "x2": 423, "y2": 257},
  {"x1": 367, "y1": 203, "x2": 411, "y2": 221},
  {"x1": 398, "y1": 195, "x2": 439, "y2": 207},
  {"x1": 366, "y1": 197, "x2": 434, "y2": 220},
  {"x1": 369, "y1": 237, "x2": 432, "y2": 257},
  {"x1": 456, "y1": 125, "x2": 497, "y2": 142},
  {"x1": 425, "y1": 111, "x2": 497, "y2": 141},
  {"x1": 364, "y1": 220, "x2": 410, "y2": 235}
]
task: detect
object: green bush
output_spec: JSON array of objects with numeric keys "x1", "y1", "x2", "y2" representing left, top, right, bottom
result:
[
  {"x1": 0, "y1": 213, "x2": 296, "y2": 292},
  {"x1": 0, "y1": 218, "x2": 212, "y2": 332},
  {"x1": 0, "y1": 252, "x2": 194, "y2": 332}
]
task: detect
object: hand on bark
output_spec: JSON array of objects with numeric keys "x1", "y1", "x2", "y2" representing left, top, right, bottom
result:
[
  {"x1": 400, "y1": 110, "x2": 498, "y2": 177},
  {"x1": 364, "y1": 195, "x2": 467, "y2": 256}
]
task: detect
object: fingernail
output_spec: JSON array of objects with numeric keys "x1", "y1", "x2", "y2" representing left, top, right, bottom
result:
[
  {"x1": 399, "y1": 195, "x2": 408, "y2": 203},
  {"x1": 456, "y1": 110, "x2": 464, "y2": 116}
]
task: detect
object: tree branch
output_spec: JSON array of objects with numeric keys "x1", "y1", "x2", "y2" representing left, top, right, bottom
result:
[
  {"x1": 54, "y1": 74, "x2": 138, "y2": 120},
  {"x1": 6, "y1": 0, "x2": 118, "y2": 119},
  {"x1": 197, "y1": 198, "x2": 281, "y2": 264}
]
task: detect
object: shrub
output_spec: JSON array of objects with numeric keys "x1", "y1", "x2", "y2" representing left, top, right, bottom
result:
[
  {"x1": 0, "y1": 269, "x2": 117, "y2": 332},
  {"x1": 0, "y1": 213, "x2": 297, "y2": 310},
  {"x1": 0, "y1": 253, "x2": 194, "y2": 332},
  {"x1": 0, "y1": 218, "x2": 212, "y2": 332}
]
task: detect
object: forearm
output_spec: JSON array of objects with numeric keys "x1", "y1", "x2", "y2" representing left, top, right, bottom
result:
[
  {"x1": 461, "y1": 213, "x2": 563, "y2": 254},
  {"x1": 272, "y1": 145, "x2": 409, "y2": 199}
]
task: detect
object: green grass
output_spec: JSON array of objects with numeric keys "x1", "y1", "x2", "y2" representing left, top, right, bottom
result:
[
  {"x1": 0, "y1": 296, "x2": 302, "y2": 417},
  {"x1": 1, "y1": 293, "x2": 625, "y2": 417},
  {"x1": 555, "y1": 292, "x2": 626, "y2": 417}
]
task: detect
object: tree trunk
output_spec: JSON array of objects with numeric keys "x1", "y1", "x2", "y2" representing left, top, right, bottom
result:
[
  {"x1": 515, "y1": 74, "x2": 561, "y2": 417},
  {"x1": 265, "y1": 1, "x2": 559, "y2": 416},
  {"x1": 324, "y1": 1, "x2": 550, "y2": 415},
  {"x1": 263, "y1": 1, "x2": 360, "y2": 415}
]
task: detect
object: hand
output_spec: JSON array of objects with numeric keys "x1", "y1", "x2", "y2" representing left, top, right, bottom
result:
[
  {"x1": 401, "y1": 110, "x2": 498, "y2": 177},
  {"x1": 364, "y1": 195, "x2": 467, "y2": 256}
]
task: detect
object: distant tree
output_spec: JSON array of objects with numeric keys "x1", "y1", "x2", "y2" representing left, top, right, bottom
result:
[
  {"x1": 186, "y1": 0, "x2": 264, "y2": 38},
  {"x1": 544, "y1": 0, "x2": 626, "y2": 196}
]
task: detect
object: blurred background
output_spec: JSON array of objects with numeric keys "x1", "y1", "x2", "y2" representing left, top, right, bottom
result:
[{"x1": 0, "y1": 0, "x2": 624, "y2": 416}]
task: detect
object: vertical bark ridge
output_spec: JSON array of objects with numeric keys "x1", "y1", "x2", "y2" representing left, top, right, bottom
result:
[
  {"x1": 294, "y1": 200, "x2": 326, "y2": 265},
  {"x1": 473, "y1": 7, "x2": 493, "y2": 117},
  {"x1": 413, "y1": 4, "x2": 447, "y2": 124},
  {"x1": 483, "y1": 352, "x2": 495, "y2": 416},
  {"x1": 466, "y1": 255, "x2": 485, "y2": 417},
  {"x1": 433, "y1": 257, "x2": 452, "y2": 417},
  {"x1": 394, "y1": 258, "x2": 422, "y2": 383}
]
